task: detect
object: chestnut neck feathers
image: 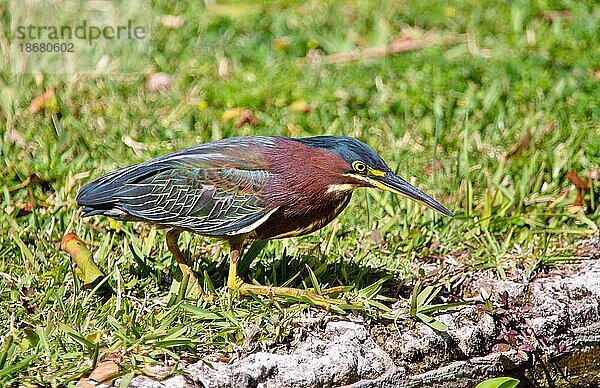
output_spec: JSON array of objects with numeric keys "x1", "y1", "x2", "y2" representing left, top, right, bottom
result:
[{"x1": 251, "y1": 138, "x2": 360, "y2": 240}]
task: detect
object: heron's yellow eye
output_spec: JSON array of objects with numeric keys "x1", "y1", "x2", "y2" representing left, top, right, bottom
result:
[{"x1": 352, "y1": 161, "x2": 367, "y2": 174}]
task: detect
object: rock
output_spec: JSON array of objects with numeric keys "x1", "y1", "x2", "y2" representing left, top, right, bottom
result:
[
  {"x1": 130, "y1": 321, "x2": 395, "y2": 388},
  {"x1": 363, "y1": 257, "x2": 600, "y2": 387},
  {"x1": 370, "y1": 305, "x2": 498, "y2": 374},
  {"x1": 130, "y1": 253, "x2": 600, "y2": 387}
]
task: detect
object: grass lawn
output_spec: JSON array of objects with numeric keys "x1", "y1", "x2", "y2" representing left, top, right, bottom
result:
[{"x1": 1, "y1": 0, "x2": 599, "y2": 385}]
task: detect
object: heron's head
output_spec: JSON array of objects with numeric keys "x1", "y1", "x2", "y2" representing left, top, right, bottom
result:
[{"x1": 298, "y1": 136, "x2": 453, "y2": 217}]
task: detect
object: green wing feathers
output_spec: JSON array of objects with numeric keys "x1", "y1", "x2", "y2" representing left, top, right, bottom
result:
[
  {"x1": 77, "y1": 137, "x2": 276, "y2": 236},
  {"x1": 114, "y1": 167, "x2": 270, "y2": 235}
]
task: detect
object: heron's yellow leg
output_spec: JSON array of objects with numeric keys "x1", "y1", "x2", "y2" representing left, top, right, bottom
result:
[
  {"x1": 237, "y1": 283, "x2": 351, "y2": 308},
  {"x1": 166, "y1": 229, "x2": 203, "y2": 296},
  {"x1": 226, "y1": 239, "x2": 351, "y2": 308}
]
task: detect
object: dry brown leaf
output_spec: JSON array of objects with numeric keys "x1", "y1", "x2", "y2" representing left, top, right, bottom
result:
[
  {"x1": 288, "y1": 99, "x2": 313, "y2": 114},
  {"x1": 28, "y1": 88, "x2": 56, "y2": 113},
  {"x1": 88, "y1": 360, "x2": 119, "y2": 384},
  {"x1": 492, "y1": 343, "x2": 512, "y2": 353},
  {"x1": 215, "y1": 351, "x2": 231, "y2": 363},
  {"x1": 594, "y1": 70, "x2": 600, "y2": 81},
  {"x1": 76, "y1": 378, "x2": 95, "y2": 388},
  {"x1": 505, "y1": 132, "x2": 532, "y2": 160},
  {"x1": 566, "y1": 171, "x2": 590, "y2": 207},
  {"x1": 315, "y1": 33, "x2": 458, "y2": 65},
  {"x1": 548, "y1": 190, "x2": 569, "y2": 209},
  {"x1": 61, "y1": 233, "x2": 106, "y2": 286},
  {"x1": 122, "y1": 135, "x2": 148, "y2": 156},
  {"x1": 8, "y1": 173, "x2": 50, "y2": 192},
  {"x1": 221, "y1": 108, "x2": 258, "y2": 127},
  {"x1": 17, "y1": 200, "x2": 34, "y2": 214},
  {"x1": 105, "y1": 353, "x2": 122, "y2": 363},
  {"x1": 424, "y1": 159, "x2": 444, "y2": 175},
  {"x1": 218, "y1": 57, "x2": 230, "y2": 78},
  {"x1": 540, "y1": 11, "x2": 573, "y2": 22},
  {"x1": 540, "y1": 121, "x2": 558, "y2": 137},
  {"x1": 566, "y1": 171, "x2": 591, "y2": 189},
  {"x1": 5, "y1": 189, "x2": 45, "y2": 216},
  {"x1": 272, "y1": 37, "x2": 290, "y2": 51},
  {"x1": 7, "y1": 173, "x2": 54, "y2": 215},
  {"x1": 506, "y1": 122, "x2": 556, "y2": 160},
  {"x1": 161, "y1": 15, "x2": 184, "y2": 29},
  {"x1": 235, "y1": 109, "x2": 258, "y2": 127},
  {"x1": 222, "y1": 107, "x2": 244, "y2": 121},
  {"x1": 146, "y1": 73, "x2": 172, "y2": 91},
  {"x1": 8, "y1": 129, "x2": 26, "y2": 147},
  {"x1": 371, "y1": 228, "x2": 383, "y2": 246}
]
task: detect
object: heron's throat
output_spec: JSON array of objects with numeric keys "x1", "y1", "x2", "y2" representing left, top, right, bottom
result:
[
  {"x1": 326, "y1": 173, "x2": 377, "y2": 193},
  {"x1": 326, "y1": 183, "x2": 358, "y2": 193}
]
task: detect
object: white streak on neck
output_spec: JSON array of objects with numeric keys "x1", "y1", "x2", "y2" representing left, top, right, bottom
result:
[{"x1": 326, "y1": 183, "x2": 357, "y2": 193}]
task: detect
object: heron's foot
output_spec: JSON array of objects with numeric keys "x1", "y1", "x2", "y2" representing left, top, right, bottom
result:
[
  {"x1": 227, "y1": 273, "x2": 244, "y2": 290},
  {"x1": 228, "y1": 279, "x2": 353, "y2": 308},
  {"x1": 320, "y1": 285, "x2": 349, "y2": 296}
]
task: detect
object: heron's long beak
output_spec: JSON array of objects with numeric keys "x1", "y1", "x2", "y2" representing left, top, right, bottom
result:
[{"x1": 374, "y1": 172, "x2": 453, "y2": 217}]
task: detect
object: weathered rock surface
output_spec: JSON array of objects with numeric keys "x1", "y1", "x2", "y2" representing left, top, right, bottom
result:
[
  {"x1": 130, "y1": 320, "x2": 395, "y2": 387},
  {"x1": 364, "y1": 255, "x2": 600, "y2": 387},
  {"x1": 130, "y1": 244, "x2": 600, "y2": 388}
]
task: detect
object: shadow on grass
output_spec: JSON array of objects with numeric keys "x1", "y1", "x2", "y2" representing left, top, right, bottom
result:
[{"x1": 172, "y1": 239, "x2": 401, "y2": 300}]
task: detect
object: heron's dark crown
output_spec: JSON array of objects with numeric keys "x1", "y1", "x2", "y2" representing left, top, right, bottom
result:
[{"x1": 294, "y1": 136, "x2": 390, "y2": 172}]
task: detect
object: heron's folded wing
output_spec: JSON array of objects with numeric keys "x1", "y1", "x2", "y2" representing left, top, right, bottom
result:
[
  {"x1": 77, "y1": 137, "x2": 278, "y2": 236},
  {"x1": 111, "y1": 163, "x2": 272, "y2": 236}
]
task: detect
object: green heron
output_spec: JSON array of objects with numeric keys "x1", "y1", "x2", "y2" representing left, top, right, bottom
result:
[{"x1": 77, "y1": 136, "x2": 452, "y2": 306}]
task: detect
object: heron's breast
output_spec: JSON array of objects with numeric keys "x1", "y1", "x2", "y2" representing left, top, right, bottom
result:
[{"x1": 252, "y1": 192, "x2": 352, "y2": 240}]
